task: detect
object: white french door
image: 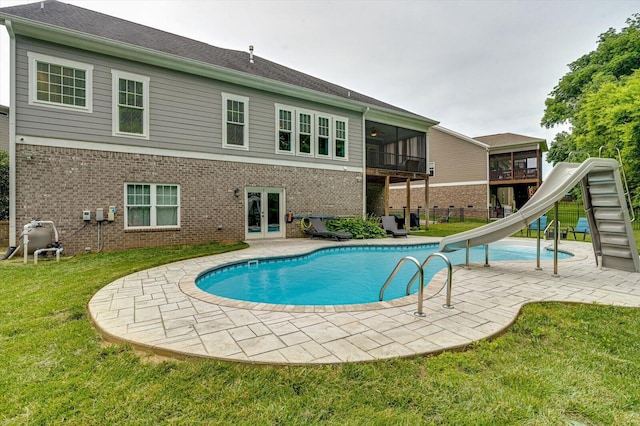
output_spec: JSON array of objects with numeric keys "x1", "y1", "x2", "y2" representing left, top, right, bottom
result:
[{"x1": 245, "y1": 187, "x2": 285, "y2": 239}]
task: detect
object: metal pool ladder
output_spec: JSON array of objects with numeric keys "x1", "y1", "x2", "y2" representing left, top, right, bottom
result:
[{"x1": 379, "y1": 253, "x2": 453, "y2": 317}]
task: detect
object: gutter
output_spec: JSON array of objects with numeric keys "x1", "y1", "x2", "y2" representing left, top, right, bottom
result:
[{"x1": 486, "y1": 140, "x2": 548, "y2": 153}]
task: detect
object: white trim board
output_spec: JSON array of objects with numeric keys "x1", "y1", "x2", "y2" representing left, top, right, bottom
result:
[{"x1": 16, "y1": 135, "x2": 364, "y2": 173}]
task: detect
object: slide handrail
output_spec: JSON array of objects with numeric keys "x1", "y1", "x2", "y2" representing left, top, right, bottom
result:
[{"x1": 599, "y1": 145, "x2": 635, "y2": 222}]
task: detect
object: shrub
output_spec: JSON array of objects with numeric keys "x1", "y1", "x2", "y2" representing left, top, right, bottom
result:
[{"x1": 326, "y1": 215, "x2": 387, "y2": 239}]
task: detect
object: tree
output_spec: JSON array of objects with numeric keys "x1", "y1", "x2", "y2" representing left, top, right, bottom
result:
[
  {"x1": 545, "y1": 130, "x2": 575, "y2": 165},
  {"x1": 573, "y1": 71, "x2": 640, "y2": 202},
  {"x1": 542, "y1": 14, "x2": 640, "y2": 130},
  {"x1": 542, "y1": 14, "x2": 640, "y2": 202}
]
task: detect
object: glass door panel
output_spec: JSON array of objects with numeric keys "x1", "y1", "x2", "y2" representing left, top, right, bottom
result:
[
  {"x1": 247, "y1": 191, "x2": 262, "y2": 235},
  {"x1": 267, "y1": 192, "x2": 281, "y2": 234},
  {"x1": 245, "y1": 188, "x2": 284, "y2": 239}
]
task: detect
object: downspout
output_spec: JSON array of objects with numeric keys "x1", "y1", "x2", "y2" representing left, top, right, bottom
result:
[
  {"x1": 486, "y1": 147, "x2": 490, "y2": 221},
  {"x1": 424, "y1": 127, "x2": 430, "y2": 230},
  {"x1": 361, "y1": 107, "x2": 369, "y2": 218},
  {"x1": 6, "y1": 20, "x2": 16, "y2": 248}
]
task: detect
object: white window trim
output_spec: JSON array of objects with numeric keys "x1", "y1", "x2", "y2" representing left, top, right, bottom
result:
[
  {"x1": 333, "y1": 116, "x2": 349, "y2": 161},
  {"x1": 315, "y1": 113, "x2": 332, "y2": 158},
  {"x1": 297, "y1": 109, "x2": 315, "y2": 157},
  {"x1": 27, "y1": 52, "x2": 93, "y2": 113},
  {"x1": 124, "y1": 183, "x2": 180, "y2": 230},
  {"x1": 111, "y1": 70, "x2": 150, "y2": 139},
  {"x1": 222, "y1": 92, "x2": 250, "y2": 150},
  {"x1": 275, "y1": 104, "x2": 295, "y2": 155}
]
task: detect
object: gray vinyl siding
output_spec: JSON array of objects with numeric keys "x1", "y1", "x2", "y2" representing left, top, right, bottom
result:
[
  {"x1": 430, "y1": 127, "x2": 486, "y2": 184},
  {"x1": 14, "y1": 36, "x2": 363, "y2": 167}
]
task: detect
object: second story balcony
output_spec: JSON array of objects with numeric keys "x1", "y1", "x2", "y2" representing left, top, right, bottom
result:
[
  {"x1": 366, "y1": 151, "x2": 425, "y2": 173},
  {"x1": 489, "y1": 150, "x2": 541, "y2": 184},
  {"x1": 490, "y1": 167, "x2": 539, "y2": 181},
  {"x1": 365, "y1": 120, "x2": 427, "y2": 176}
]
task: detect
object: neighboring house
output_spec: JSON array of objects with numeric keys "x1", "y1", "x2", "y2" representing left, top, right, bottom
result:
[
  {"x1": 389, "y1": 126, "x2": 489, "y2": 217},
  {"x1": 390, "y1": 128, "x2": 547, "y2": 219},
  {"x1": 0, "y1": 105, "x2": 8, "y2": 152},
  {"x1": 0, "y1": 1, "x2": 436, "y2": 253},
  {"x1": 477, "y1": 133, "x2": 547, "y2": 216}
]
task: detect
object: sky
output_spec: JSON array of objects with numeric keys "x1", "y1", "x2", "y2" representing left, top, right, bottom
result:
[{"x1": 1, "y1": 0, "x2": 639, "y2": 174}]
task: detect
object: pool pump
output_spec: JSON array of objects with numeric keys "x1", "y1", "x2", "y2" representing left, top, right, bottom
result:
[{"x1": 2, "y1": 220, "x2": 64, "y2": 263}]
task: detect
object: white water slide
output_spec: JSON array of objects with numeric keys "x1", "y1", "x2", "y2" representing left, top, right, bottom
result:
[{"x1": 439, "y1": 158, "x2": 640, "y2": 272}]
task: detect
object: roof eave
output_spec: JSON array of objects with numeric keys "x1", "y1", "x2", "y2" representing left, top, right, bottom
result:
[
  {"x1": 1, "y1": 14, "x2": 438, "y2": 130},
  {"x1": 488, "y1": 140, "x2": 549, "y2": 153}
]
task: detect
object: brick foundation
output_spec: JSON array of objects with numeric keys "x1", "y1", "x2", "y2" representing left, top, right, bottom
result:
[
  {"x1": 14, "y1": 144, "x2": 363, "y2": 254},
  {"x1": 428, "y1": 185, "x2": 487, "y2": 210},
  {"x1": 390, "y1": 182, "x2": 487, "y2": 211},
  {"x1": 389, "y1": 183, "x2": 428, "y2": 210}
]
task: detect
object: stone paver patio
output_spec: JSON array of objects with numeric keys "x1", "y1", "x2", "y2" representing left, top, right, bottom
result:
[{"x1": 88, "y1": 237, "x2": 640, "y2": 364}]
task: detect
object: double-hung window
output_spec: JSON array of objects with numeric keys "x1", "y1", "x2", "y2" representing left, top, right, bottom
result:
[
  {"x1": 428, "y1": 162, "x2": 436, "y2": 177},
  {"x1": 334, "y1": 118, "x2": 348, "y2": 160},
  {"x1": 125, "y1": 183, "x2": 180, "y2": 228},
  {"x1": 112, "y1": 70, "x2": 150, "y2": 138},
  {"x1": 273, "y1": 104, "x2": 348, "y2": 160},
  {"x1": 276, "y1": 106, "x2": 294, "y2": 154},
  {"x1": 28, "y1": 52, "x2": 93, "y2": 112},
  {"x1": 317, "y1": 115, "x2": 331, "y2": 157},
  {"x1": 298, "y1": 112, "x2": 313, "y2": 155},
  {"x1": 222, "y1": 93, "x2": 249, "y2": 149}
]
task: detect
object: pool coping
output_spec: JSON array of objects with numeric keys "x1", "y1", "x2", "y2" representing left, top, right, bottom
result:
[{"x1": 88, "y1": 237, "x2": 640, "y2": 365}]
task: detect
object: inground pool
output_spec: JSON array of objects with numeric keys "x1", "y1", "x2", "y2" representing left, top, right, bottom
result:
[{"x1": 196, "y1": 243, "x2": 571, "y2": 306}]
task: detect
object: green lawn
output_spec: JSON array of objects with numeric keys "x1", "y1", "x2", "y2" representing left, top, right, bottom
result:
[{"x1": 1, "y1": 238, "x2": 639, "y2": 424}]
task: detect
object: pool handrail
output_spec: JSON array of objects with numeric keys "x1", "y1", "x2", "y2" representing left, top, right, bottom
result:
[
  {"x1": 405, "y1": 252, "x2": 454, "y2": 310},
  {"x1": 379, "y1": 252, "x2": 453, "y2": 317},
  {"x1": 379, "y1": 256, "x2": 422, "y2": 303}
]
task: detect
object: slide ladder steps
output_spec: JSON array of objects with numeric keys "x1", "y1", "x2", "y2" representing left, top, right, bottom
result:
[{"x1": 585, "y1": 169, "x2": 637, "y2": 271}]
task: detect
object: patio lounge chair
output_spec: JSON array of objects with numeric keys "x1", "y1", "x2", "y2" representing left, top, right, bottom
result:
[
  {"x1": 526, "y1": 215, "x2": 547, "y2": 237},
  {"x1": 381, "y1": 216, "x2": 409, "y2": 237},
  {"x1": 568, "y1": 217, "x2": 590, "y2": 240},
  {"x1": 306, "y1": 217, "x2": 353, "y2": 241}
]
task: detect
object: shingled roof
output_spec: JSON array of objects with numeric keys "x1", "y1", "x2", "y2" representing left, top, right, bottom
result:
[{"x1": 0, "y1": 0, "x2": 432, "y2": 122}]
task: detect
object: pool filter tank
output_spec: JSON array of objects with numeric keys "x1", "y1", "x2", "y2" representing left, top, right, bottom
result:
[
  {"x1": 21, "y1": 220, "x2": 61, "y2": 254},
  {"x1": 24, "y1": 223, "x2": 52, "y2": 254},
  {"x1": 2, "y1": 220, "x2": 63, "y2": 261}
]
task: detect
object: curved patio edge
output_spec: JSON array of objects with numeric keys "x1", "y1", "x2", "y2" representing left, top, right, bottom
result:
[{"x1": 87, "y1": 237, "x2": 640, "y2": 365}]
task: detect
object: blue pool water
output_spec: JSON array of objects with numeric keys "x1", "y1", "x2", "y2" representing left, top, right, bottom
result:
[{"x1": 196, "y1": 243, "x2": 571, "y2": 306}]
